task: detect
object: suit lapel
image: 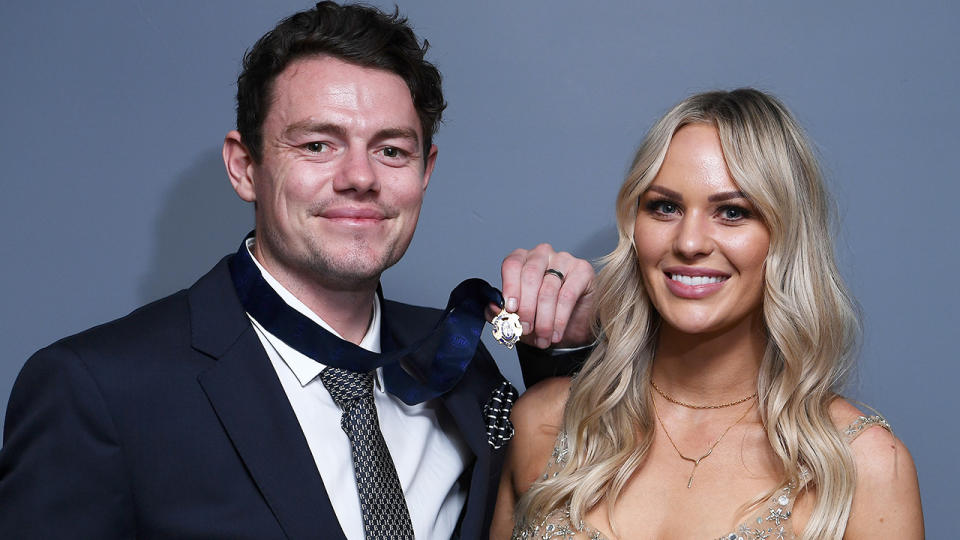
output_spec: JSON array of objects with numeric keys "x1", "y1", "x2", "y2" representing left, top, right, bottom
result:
[
  {"x1": 190, "y1": 258, "x2": 346, "y2": 540},
  {"x1": 440, "y1": 379, "x2": 495, "y2": 540},
  {"x1": 382, "y1": 299, "x2": 503, "y2": 540}
]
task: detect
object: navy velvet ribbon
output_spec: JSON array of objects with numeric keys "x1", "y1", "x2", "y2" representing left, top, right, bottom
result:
[{"x1": 228, "y1": 237, "x2": 503, "y2": 405}]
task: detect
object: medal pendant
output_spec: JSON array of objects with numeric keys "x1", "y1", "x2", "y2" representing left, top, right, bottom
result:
[{"x1": 491, "y1": 308, "x2": 522, "y2": 349}]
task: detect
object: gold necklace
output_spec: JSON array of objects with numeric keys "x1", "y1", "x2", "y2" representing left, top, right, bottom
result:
[
  {"x1": 651, "y1": 394, "x2": 756, "y2": 488},
  {"x1": 650, "y1": 379, "x2": 757, "y2": 409}
]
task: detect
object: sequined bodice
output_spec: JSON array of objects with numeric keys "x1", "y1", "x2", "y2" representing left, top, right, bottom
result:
[{"x1": 512, "y1": 415, "x2": 890, "y2": 540}]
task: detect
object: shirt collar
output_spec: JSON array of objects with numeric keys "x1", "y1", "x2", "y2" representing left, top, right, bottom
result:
[{"x1": 244, "y1": 237, "x2": 382, "y2": 387}]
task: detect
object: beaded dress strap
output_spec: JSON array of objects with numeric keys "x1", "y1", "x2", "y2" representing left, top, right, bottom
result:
[{"x1": 843, "y1": 415, "x2": 891, "y2": 442}]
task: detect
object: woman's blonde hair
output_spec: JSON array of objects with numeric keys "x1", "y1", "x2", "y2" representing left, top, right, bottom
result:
[{"x1": 516, "y1": 89, "x2": 860, "y2": 539}]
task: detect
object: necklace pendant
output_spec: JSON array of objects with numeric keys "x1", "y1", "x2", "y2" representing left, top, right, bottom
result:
[
  {"x1": 686, "y1": 459, "x2": 700, "y2": 488},
  {"x1": 491, "y1": 308, "x2": 522, "y2": 349}
]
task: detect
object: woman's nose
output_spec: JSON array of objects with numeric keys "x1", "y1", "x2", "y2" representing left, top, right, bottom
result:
[{"x1": 673, "y1": 212, "x2": 714, "y2": 259}]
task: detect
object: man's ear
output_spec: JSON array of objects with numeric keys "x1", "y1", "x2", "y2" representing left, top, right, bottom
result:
[
  {"x1": 421, "y1": 143, "x2": 438, "y2": 191},
  {"x1": 223, "y1": 130, "x2": 257, "y2": 202}
]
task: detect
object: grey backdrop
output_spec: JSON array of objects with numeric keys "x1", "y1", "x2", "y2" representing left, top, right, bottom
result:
[{"x1": 1, "y1": 1, "x2": 956, "y2": 535}]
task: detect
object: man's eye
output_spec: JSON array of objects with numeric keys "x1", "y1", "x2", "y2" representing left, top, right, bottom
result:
[
  {"x1": 304, "y1": 142, "x2": 327, "y2": 153},
  {"x1": 382, "y1": 146, "x2": 404, "y2": 158}
]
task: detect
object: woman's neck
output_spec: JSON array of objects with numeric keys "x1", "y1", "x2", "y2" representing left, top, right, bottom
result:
[{"x1": 651, "y1": 314, "x2": 766, "y2": 406}]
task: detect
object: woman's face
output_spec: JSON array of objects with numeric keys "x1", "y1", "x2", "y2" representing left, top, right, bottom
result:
[{"x1": 633, "y1": 123, "x2": 770, "y2": 335}]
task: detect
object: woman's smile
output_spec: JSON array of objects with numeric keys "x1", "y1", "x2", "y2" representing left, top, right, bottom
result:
[{"x1": 662, "y1": 266, "x2": 730, "y2": 299}]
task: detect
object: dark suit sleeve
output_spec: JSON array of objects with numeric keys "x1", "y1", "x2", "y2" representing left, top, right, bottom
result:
[
  {"x1": 515, "y1": 342, "x2": 591, "y2": 389},
  {"x1": 0, "y1": 343, "x2": 135, "y2": 538}
]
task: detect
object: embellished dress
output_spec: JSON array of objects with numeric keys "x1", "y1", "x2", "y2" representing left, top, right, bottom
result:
[{"x1": 511, "y1": 415, "x2": 890, "y2": 540}]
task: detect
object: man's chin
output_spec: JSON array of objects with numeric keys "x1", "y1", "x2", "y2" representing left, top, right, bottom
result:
[{"x1": 307, "y1": 252, "x2": 399, "y2": 290}]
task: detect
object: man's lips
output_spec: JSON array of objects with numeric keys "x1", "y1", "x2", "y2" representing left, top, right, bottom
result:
[
  {"x1": 661, "y1": 266, "x2": 730, "y2": 299},
  {"x1": 319, "y1": 207, "x2": 388, "y2": 223}
]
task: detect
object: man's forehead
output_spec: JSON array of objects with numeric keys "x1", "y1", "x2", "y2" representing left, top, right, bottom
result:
[
  {"x1": 264, "y1": 55, "x2": 420, "y2": 134},
  {"x1": 272, "y1": 57, "x2": 414, "y2": 108}
]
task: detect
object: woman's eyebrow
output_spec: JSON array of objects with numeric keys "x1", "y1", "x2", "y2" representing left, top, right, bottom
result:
[
  {"x1": 707, "y1": 190, "x2": 746, "y2": 203},
  {"x1": 647, "y1": 185, "x2": 683, "y2": 200}
]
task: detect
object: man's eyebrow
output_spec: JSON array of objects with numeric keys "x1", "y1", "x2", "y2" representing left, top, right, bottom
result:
[
  {"x1": 282, "y1": 121, "x2": 347, "y2": 139},
  {"x1": 375, "y1": 127, "x2": 420, "y2": 147},
  {"x1": 281, "y1": 123, "x2": 420, "y2": 147},
  {"x1": 707, "y1": 190, "x2": 746, "y2": 203},
  {"x1": 646, "y1": 185, "x2": 683, "y2": 200}
]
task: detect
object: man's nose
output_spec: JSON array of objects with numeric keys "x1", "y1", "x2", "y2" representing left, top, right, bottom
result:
[
  {"x1": 332, "y1": 147, "x2": 379, "y2": 193},
  {"x1": 673, "y1": 212, "x2": 714, "y2": 259}
]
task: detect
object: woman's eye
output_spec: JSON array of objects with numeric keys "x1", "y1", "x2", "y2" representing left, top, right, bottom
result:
[
  {"x1": 719, "y1": 206, "x2": 750, "y2": 221},
  {"x1": 646, "y1": 200, "x2": 679, "y2": 215}
]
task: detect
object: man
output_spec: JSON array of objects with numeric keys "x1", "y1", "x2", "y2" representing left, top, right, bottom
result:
[{"x1": 0, "y1": 2, "x2": 592, "y2": 539}]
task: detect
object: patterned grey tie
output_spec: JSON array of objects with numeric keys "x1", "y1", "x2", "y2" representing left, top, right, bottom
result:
[{"x1": 319, "y1": 367, "x2": 415, "y2": 540}]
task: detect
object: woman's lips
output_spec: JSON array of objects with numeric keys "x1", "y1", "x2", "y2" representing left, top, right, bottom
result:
[{"x1": 662, "y1": 268, "x2": 730, "y2": 299}]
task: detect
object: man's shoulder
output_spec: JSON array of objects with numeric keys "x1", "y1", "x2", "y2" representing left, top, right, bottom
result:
[
  {"x1": 31, "y1": 256, "x2": 238, "y2": 371},
  {"x1": 9, "y1": 288, "x2": 202, "y2": 413},
  {"x1": 52, "y1": 289, "x2": 192, "y2": 355}
]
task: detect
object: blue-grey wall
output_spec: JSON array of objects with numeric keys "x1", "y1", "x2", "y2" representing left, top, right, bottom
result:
[{"x1": 1, "y1": 1, "x2": 955, "y2": 535}]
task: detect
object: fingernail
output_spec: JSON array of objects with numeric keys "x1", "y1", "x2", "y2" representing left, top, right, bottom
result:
[
  {"x1": 553, "y1": 331, "x2": 561, "y2": 343},
  {"x1": 521, "y1": 321, "x2": 531, "y2": 335},
  {"x1": 506, "y1": 297, "x2": 518, "y2": 312},
  {"x1": 536, "y1": 338, "x2": 549, "y2": 349}
]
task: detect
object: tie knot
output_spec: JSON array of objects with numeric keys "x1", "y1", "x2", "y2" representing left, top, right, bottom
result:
[{"x1": 320, "y1": 367, "x2": 375, "y2": 410}]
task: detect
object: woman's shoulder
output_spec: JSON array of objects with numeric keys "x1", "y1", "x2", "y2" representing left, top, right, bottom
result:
[
  {"x1": 827, "y1": 397, "x2": 906, "y2": 468},
  {"x1": 506, "y1": 376, "x2": 572, "y2": 492},
  {"x1": 827, "y1": 398, "x2": 890, "y2": 440},
  {"x1": 827, "y1": 397, "x2": 924, "y2": 537},
  {"x1": 514, "y1": 376, "x2": 571, "y2": 425}
]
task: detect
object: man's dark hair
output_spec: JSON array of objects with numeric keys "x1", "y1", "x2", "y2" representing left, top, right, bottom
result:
[{"x1": 236, "y1": 1, "x2": 446, "y2": 162}]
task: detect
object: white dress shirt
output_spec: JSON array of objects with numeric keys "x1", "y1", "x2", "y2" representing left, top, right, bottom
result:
[{"x1": 243, "y1": 240, "x2": 471, "y2": 540}]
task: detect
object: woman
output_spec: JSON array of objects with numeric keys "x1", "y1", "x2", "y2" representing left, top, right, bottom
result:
[{"x1": 491, "y1": 89, "x2": 922, "y2": 539}]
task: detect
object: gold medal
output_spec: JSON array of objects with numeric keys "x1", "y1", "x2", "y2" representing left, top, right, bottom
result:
[{"x1": 491, "y1": 308, "x2": 523, "y2": 349}]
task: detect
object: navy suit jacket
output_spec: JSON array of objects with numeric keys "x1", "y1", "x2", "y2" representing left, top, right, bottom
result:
[{"x1": 0, "y1": 256, "x2": 582, "y2": 539}]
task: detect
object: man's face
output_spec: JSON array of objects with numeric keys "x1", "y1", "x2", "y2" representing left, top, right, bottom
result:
[{"x1": 239, "y1": 55, "x2": 436, "y2": 291}]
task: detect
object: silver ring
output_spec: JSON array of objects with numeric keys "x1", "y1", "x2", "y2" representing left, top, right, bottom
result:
[{"x1": 544, "y1": 268, "x2": 565, "y2": 283}]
